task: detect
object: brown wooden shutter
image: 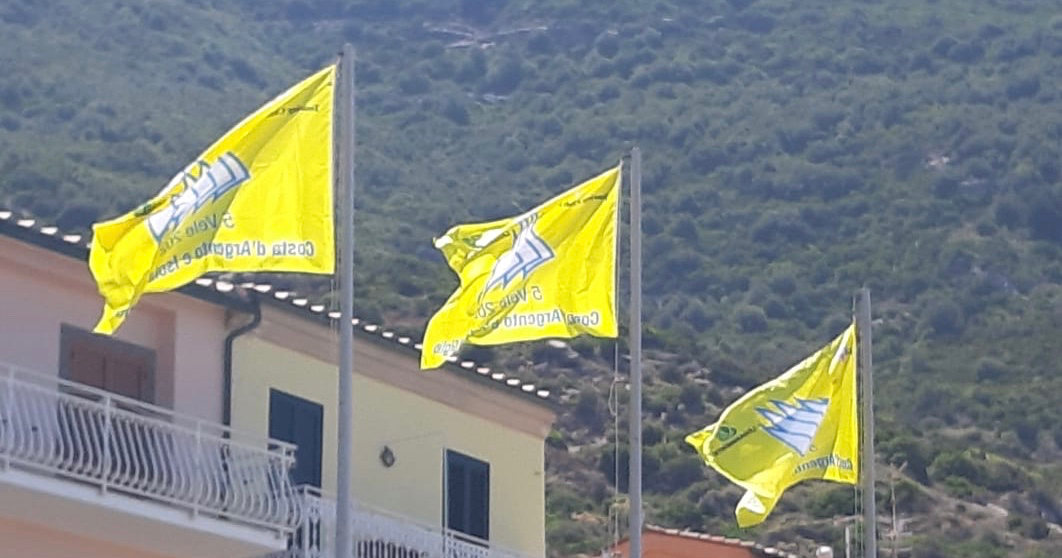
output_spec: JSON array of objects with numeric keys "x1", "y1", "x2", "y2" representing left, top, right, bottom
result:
[
  {"x1": 106, "y1": 352, "x2": 152, "y2": 402},
  {"x1": 62, "y1": 326, "x2": 154, "y2": 403},
  {"x1": 67, "y1": 334, "x2": 107, "y2": 390}
]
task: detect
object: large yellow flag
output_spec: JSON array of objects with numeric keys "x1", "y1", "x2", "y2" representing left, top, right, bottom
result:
[
  {"x1": 685, "y1": 324, "x2": 859, "y2": 527},
  {"x1": 89, "y1": 65, "x2": 336, "y2": 334},
  {"x1": 420, "y1": 165, "x2": 621, "y2": 369}
]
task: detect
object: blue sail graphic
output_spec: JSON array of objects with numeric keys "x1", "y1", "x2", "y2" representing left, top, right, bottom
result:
[{"x1": 757, "y1": 397, "x2": 829, "y2": 456}]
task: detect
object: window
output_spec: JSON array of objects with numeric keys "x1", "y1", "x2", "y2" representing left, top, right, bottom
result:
[
  {"x1": 269, "y1": 389, "x2": 323, "y2": 488},
  {"x1": 58, "y1": 325, "x2": 160, "y2": 485},
  {"x1": 445, "y1": 450, "x2": 490, "y2": 541},
  {"x1": 59, "y1": 324, "x2": 155, "y2": 402}
]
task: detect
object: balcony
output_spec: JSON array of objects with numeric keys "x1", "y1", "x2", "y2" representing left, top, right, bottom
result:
[
  {"x1": 0, "y1": 362, "x2": 299, "y2": 558},
  {"x1": 272, "y1": 487, "x2": 539, "y2": 558}
]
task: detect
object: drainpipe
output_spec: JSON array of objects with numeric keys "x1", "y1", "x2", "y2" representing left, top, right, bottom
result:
[{"x1": 223, "y1": 294, "x2": 261, "y2": 428}]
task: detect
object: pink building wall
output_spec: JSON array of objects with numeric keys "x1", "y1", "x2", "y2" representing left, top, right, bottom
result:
[
  {"x1": 0, "y1": 518, "x2": 173, "y2": 558},
  {"x1": 0, "y1": 235, "x2": 230, "y2": 422}
]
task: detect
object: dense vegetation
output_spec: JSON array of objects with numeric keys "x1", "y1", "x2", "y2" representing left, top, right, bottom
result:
[{"x1": 2, "y1": 0, "x2": 1062, "y2": 556}]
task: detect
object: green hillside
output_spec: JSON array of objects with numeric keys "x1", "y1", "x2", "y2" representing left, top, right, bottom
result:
[{"x1": 2, "y1": 0, "x2": 1062, "y2": 556}]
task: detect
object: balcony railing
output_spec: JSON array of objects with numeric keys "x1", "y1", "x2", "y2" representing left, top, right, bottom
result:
[
  {"x1": 272, "y1": 487, "x2": 538, "y2": 558},
  {"x1": 0, "y1": 362, "x2": 300, "y2": 532}
]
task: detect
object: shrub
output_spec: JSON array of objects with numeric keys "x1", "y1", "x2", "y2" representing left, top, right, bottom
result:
[
  {"x1": 678, "y1": 384, "x2": 705, "y2": 414},
  {"x1": 734, "y1": 304, "x2": 768, "y2": 332},
  {"x1": 574, "y1": 388, "x2": 606, "y2": 433},
  {"x1": 974, "y1": 357, "x2": 1008, "y2": 382},
  {"x1": 929, "y1": 451, "x2": 984, "y2": 485},
  {"x1": 1006, "y1": 74, "x2": 1040, "y2": 100},
  {"x1": 484, "y1": 56, "x2": 525, "y2": 94},
  {"x1": 594, "y1": 32, "x2": 620, "y2": 58},
  {"x1": 440, "y1": 97, "x2": 470, "y2": 125},
  {"x1": 809, "y1": 485, "x2": 856, "y2": 518},
  {"x1": 921, "y1": 300, "x2": 965, "y2": 337},
  {"x1": 651, "y1": 454, "x2": 706, "y2": 493}
]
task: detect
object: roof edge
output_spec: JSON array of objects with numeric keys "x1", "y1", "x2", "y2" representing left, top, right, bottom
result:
[{"x1": 0, "y1": 209, "x2": 549, "y2": 405}]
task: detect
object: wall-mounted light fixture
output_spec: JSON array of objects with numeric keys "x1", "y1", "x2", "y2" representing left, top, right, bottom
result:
[{"x1": 379, "y1": 445, "x2": 396, "y2": 468}]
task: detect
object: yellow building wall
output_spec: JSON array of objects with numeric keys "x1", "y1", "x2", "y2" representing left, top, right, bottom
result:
[{"x1": 230, "y1": 335, "x2": 546, "y2": 557}]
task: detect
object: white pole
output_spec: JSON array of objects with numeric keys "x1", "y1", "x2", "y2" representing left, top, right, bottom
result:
[
  {"x1": 627, "y1": 147, "x2": 643, "y2": 558},
  {"x1": 336, "y1": 43, "x2": 357, "y2": 558},
  {"x1": 856, "y1": 288, "x2": 877, "y2": 558}
]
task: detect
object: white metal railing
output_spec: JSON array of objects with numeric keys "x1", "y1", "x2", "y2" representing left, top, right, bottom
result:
[
  {"x1": 0, "y1": 362, "x2": 300, "y2": 531},
  {"x1": 269, "y1": 487, "x2": 538, "y2": 558}
]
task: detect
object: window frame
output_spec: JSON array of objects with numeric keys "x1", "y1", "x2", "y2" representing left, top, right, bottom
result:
[
  {"x1": 268, "y1": 388, "x2": 324, "y2": 488},
  {"x1": 444, "y1": 448, "x2": 490, "y2": 542}
]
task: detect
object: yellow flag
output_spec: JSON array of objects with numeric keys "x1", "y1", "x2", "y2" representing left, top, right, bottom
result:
[
  {"x1": 685, "y1": 324, "x2": 859, "y2": 527},
  {"x1": 89, "y1": 65, "x2": 336, "y2": 334},
  {"x1": 421, "y1": 165, "x2": 621, "y2": 369}
]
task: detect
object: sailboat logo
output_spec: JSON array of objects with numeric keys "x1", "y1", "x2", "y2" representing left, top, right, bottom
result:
[
  {"x1": 757, "y1": 398, "x2": 829, "y2": 456},
  {"x1": 147, "y1": 152, "x2": 250, "y2": 242},
  {"x1": 481, "y1": 215, "x2": 554, "y2": 297}
]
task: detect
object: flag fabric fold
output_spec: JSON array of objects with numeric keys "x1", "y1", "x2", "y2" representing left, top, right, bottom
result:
[
  {"x1": 89, "y1": 65, "x2": 336, "y2": 334},
  {"x1": 420, "y1": 164, "x2": 621, "y2": 369},
  {"x1": 685, "y1": 323, "x2": 860, "y2": 527}
]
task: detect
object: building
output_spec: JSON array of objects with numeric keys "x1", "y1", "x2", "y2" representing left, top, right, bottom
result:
[
  {"x1": 227, "y1": 259, "x2": 556, "y2": 558},
  {"x1": 610, "y1": 525, "x2": 802, "y2": 558},
  {"x1": 0, "y1": 209, "x2": 556, "y2": 558}
]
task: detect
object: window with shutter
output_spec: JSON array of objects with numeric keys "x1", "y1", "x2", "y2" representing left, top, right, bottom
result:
[
  {"x1": 57, "y1": 324, "x2": 161, "y2": 486},
  {"x1": 268, "y1": 389, "x2": 323, "y2": 488},
  {"x1": 445, "y1": 449, "x2": 490, "y2": 542},
  {"x1": 59, "y1": 324, "x2": 155, "y2": 403}
]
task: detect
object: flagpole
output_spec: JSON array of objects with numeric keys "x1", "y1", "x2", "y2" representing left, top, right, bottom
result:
[
  {"x1": 628, "y1": 147, "x2": 643, "y2": 558},
  {"x1": 336, "y1": 43, "x2": 357, "y2": 558},
  {"x1": 856, "y1": 287, "x2": 876, "y2": 558}
]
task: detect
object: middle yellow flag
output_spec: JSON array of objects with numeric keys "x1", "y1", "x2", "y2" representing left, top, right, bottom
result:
[
  {"x1": 685, "y1": 323, "x2": 860, "y2": 527},
  {"x1": 420, "y1": 164, "x2": 621, "y2": 369}
]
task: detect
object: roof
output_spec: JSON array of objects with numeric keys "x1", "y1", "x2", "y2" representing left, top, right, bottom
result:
[
  {"x1": 611, "y1": 525, "x2": 802, "y2": 558},
  {"x1": 0, "y1": 209, "x2": 551, "y2": 406}
]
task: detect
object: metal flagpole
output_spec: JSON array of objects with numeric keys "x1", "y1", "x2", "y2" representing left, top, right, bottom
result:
[
  {"x1": 336, "y1": 43, "x2": 357, "y2": 558},
  {"x1": 856, "y1": 287, "x2": 877, "y2": 558},
  {"x1": 628, "y1": 147, "x2": 643, "y2": 558}
]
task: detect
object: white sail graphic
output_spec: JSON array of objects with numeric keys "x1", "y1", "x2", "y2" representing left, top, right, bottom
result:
[{"x1": 481, "y1": 217, "x2": 554, "y2": 296}]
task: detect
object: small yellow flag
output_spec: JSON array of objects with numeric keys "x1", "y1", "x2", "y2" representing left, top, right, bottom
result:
[
  {"x1": 421, "y1": 164, "x2": 621, "y2": 369},
  {"x1": 685, "y1": 324, "x2": 860, "y2": 527},
  {"x1": 89, "y1": 65, "x2": 336, "y2": 335}
]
